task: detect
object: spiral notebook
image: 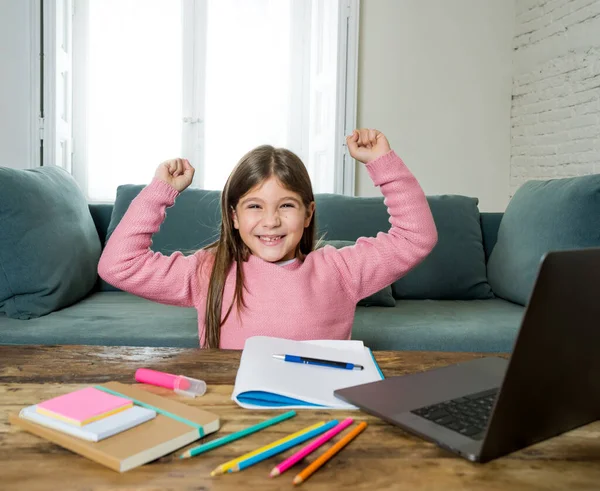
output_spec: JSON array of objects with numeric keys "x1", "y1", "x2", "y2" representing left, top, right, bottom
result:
[{"x1": 231, "y1": 336, "x2": 384, "y2": 409}]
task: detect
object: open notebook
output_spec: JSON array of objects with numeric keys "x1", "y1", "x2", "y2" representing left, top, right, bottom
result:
[{"x1": 232, "y1": 336, "x2": 384, "y2": 409}]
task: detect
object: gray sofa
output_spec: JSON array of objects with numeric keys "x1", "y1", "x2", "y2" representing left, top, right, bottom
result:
[{"x1": 2, "y1": 168, "x2": 598, "y2": 352}]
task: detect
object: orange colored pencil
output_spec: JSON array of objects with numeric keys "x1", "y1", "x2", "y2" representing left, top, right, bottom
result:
[{"x1": 292, "y1": 421, "x2": 367, "y2": 485}]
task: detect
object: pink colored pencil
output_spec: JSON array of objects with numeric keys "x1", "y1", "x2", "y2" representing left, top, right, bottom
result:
[{"x1": 269, "y1": 417, "x2": 354, "y2": 477}]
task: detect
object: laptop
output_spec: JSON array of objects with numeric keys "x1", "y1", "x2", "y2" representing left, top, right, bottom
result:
[{"x1": 334, "y1": 247, "x2": 600, "y2": 463}]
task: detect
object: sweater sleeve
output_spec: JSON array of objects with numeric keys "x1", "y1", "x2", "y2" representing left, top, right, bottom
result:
[
  {"x1": 316, "y1": 150, "x2": 438, "y2": 304},
  {"x1": 98, "y1": 178, "x2": 209, "y2": 307}
]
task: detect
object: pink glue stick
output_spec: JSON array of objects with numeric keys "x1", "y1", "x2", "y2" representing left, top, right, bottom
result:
[{"x1": 135, "y1": 368, "x2": 207, "y2": 398}]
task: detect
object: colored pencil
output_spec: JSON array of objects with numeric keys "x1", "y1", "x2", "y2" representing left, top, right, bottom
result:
[
  {"x1": 270, "y1": 417, "x2": 354, "y2": 477},
  {"x1": 179, "y1": 410, "x2": 296, "y2": 459},
  {"x1": 210, "y1": 421, "x2": 327, "y2": 476},
  {"x1": 292, "y1": 421, "x2": 368, "y2": 485},
  {"x1": 228, "y1": 420, "x2": 339, "y2": 473}
]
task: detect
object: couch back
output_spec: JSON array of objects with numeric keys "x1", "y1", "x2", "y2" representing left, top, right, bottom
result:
[
  {"x1": 88, "y1": 201, "x2": 503, "y2": 260},
  {"x1": 90, "y1": 190, "x2": 502, "y2": 300}
]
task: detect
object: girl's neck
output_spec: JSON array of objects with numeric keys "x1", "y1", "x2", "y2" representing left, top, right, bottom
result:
[
  {"x1": 246, "y1": 254, "x2": 302, "y2": 268},
  {"x1": 274, "y1": 257, "x2": 298, "y2": 266}
]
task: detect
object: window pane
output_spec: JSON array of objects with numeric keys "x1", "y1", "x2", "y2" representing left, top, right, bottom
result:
[
  {"x1": 307, "y1": 0, "x2": 338, "y2": 193},
  {"x1": 203, "y1": 0, "x2": 293, "y2": 190},
  {"x1": 87, "y1": 0, "x2": 182, "y2": 201}
]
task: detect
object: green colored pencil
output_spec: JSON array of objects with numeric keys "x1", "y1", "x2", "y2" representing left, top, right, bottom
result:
[{"x1": 179, "y1": 410, "x2": 297, "y2": 459}]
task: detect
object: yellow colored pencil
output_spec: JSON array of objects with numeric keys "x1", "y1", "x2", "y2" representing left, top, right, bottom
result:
[
  {"x1": 210, "y1": 421, "x2": 326, "y2": 476},
  {"x1": 292, "y1": 421, "x2": 367, "y2": 486}
]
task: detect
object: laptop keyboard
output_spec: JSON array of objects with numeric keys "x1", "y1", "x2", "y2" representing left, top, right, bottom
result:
[{"x1": 411, "y1": 388, "x2": 498, "y2": 440}]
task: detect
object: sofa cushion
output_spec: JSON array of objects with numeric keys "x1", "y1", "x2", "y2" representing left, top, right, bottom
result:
[
  {"x1": 102, "y1": 184, "x2": 222, "y2": 291},
  {"x1": 0, "y1": 292, "x2": 199, "y2": 347},
  {"x1": 315, "y1": 194, "x2": 493, "y2": 300},
  {"x1": 106, "y1": 186, "x2": 492, "y2": 300},
  {"x1": 487, "y1": 175, "x2": 600, "y2": 306},
  {"x1": 352, "y1": 299, "x2": 524, "y2": 352},
  {"x1": 316, "y1": 240, "x2": 395, "y2": 307},
  {"x1": 0, "y1": 166, "x2": 101, "y2": 319}
]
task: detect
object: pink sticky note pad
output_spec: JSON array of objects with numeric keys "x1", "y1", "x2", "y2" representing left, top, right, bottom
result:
[{"x1": 37, "y1": 387, "x2": 132, "y2": 424}]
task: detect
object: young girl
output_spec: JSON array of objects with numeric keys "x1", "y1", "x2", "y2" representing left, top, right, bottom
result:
[{"x1": 98, "y1": 129, "x2": 438, "y2": 349}]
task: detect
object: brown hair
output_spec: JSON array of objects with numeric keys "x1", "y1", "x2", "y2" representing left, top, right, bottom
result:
[{"x1": 202, "y1": 145, "x2": 316, "y2": 348}]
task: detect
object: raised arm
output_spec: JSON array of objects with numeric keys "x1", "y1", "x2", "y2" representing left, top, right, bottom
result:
[
  {"x1": 98, "y1": 159, "x2": 209, "y2": 307},
  {"x1": 316, "y1": 130, "x2": 438, "y2": 303}
]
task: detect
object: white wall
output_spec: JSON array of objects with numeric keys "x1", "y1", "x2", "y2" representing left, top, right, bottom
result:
[
  {"x1": 0, "y1": 0, "x2": 33, "y2": 170},
  {"x1": 356, "y1": 0, "x2": 515, "y2": 212},
  {"x1": 511, "y1": 0, "x2": 600, "y2": 197}
]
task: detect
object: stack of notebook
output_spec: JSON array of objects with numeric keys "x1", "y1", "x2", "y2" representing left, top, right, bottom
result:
[
  {"x1": 10, "y1": 382, "x2": 220, "y2": 472},
  {"x1": 20, "y1": 386, "x2": 156, "y2": 442}
]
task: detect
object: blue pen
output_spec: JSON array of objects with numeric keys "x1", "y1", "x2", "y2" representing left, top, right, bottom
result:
[{"x1": 272, "y1": 354, "x2": 364, "y2": 371}]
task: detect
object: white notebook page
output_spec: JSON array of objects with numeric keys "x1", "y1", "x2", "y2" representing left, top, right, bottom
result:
[{"x1": 232, "y1": 336, "x2": 383, "y2": 409}]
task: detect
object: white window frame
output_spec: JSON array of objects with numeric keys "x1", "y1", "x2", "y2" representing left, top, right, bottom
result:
[
  {"x1": 38, "y1": 0, "x2": 74, "y2": 172},
  {"x1": 71, "y1": 0, "x2": 88, "y2": 192},
  {"x1": 30, "y1": 0, "x2": 42, "y2": 170},
  {"x1": 288, "y1": 0, "x2": 311, "y2": 174},
  {"x1": 181, "y1": 0, "x2": 207, "y2": 187},
  {"x1": 336, "y1": 0, "x2": 359, "y2": 196},
  {"x1": 40, "y1": 0, "x2": 359, "y2": 200}
]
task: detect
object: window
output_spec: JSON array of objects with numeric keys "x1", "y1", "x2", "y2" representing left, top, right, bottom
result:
[
  {"x1": 43, "y1": 0, "x2": 358, "y2": 201},
  {"x1": 83, "y1": 0, "x2": 184, "y2": 200}
]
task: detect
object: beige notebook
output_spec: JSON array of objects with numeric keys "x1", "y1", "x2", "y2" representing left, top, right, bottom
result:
[{"x1": 9, "y1": 381, "x2": 220, "y2": 472}]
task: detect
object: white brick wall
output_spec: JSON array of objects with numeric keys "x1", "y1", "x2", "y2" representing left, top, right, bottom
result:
[{"x1": 511, "y1": 0, "x2": 600, "y2": 197}]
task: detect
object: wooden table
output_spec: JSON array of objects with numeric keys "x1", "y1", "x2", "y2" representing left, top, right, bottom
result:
[{"x1": 1, "y1": 346, "x2": 599, "y2": 490}]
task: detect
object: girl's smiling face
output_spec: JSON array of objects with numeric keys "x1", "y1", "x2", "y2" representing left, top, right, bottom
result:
[{"x1": 232, "y1": 176, "x2": 315, "y2": 263}]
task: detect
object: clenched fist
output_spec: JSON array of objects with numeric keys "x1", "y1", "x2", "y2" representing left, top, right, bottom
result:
[
  {"x1": 155, "y1": 158, "x2": 195, "y2": 192},
  {"x1": 346, "y1": 129, "x2": 391, "y2": 164}
]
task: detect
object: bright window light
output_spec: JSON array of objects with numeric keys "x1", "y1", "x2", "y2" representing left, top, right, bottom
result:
[
  {"x1": 87, "y1": 0, "x2": 182, "y2": 201},
  {"x1": 204, "y1": 0, "x2": 293, "y2": 190},
  {"x1": 81, "y1": 0, "x2": 342, "y2": 201}
]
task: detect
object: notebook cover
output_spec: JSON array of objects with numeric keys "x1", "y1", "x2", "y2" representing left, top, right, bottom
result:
[
  {"x1": 21, "y1": 405, "x2": 157, "y2": 442},
  {"x1": 36, "y1": 386, "x2": 133, "y2": 426},
  {"x1": 236, "y1": 392, "x2": 324, "y2": 407},
  {"x1": 10, "y1": 382, "x2": 220, "y2": 472}
]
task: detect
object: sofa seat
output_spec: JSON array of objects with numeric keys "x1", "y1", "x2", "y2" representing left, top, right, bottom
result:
[
  {"x1": 0, "y1": 292, "x2": 198, "y2": 348},
  {"x1": 0, "y1": 292, "x2": 524, "y2": 352},
  {"x1": 354, "y1": 299, "x2": 524, "y2": 352}
]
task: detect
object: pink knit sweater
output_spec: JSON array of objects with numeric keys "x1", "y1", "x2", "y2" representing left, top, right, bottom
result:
[{"x1": 98, "y1": 151, "x2": 437, "y2": 348}]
